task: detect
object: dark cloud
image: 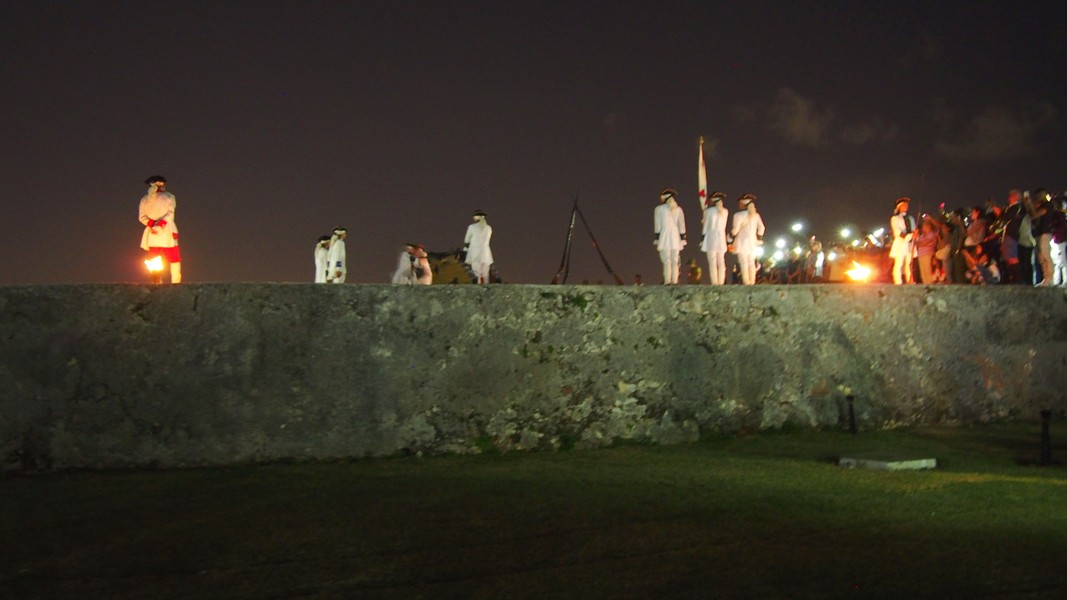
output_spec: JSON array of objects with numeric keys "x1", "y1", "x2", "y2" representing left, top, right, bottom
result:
[{"x1": 934, "y1": 103, "x2": 1057, "y2": 161}]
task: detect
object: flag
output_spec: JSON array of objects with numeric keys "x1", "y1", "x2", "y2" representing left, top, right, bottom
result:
[{"x1": 697, "y1": 137, "x2": 708, "y2": 209}]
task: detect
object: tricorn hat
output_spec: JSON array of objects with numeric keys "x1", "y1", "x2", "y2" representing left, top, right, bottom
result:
[
  {"x1": 894, "y1": 196, "x2": 911, "y2": 209},
  {"x1": 144, "y1": 175, "x2": 167, "y2": 185},
  {"x1": 738, "y1": 193, "x2": 756, "y2": 206},
  {"x1": 659, "y1": 188, "x2": 677, "y2": 201},
  {"x1": 709, "y1": 191, "x2": 727, "y2": 203}
]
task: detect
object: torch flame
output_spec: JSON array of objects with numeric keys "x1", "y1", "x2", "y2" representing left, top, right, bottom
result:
[
  {"x1": 144, "y1": 256, "x2": 164, "y2": 272},
  {"x1": 845, "y1": 261, "x2": 871, "y2": 282}
]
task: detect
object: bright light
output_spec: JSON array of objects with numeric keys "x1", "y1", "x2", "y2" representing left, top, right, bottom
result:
[
  {"x1": 754, "y1": 246, "x2": 765, "y2": 258},
  {"x1": 791, "y1": 222, "x2": 803, "y2": 233},
  {"x1": 144, "y1": 256, "x2": 164, "y2": 272},
  {"x1": 873, "y1": 227, "x2": 885, "y2": 237},
  {"x1": 851, "y1": 239, "x2": 860, "y2": 247},
  {"x1": 827, "y1": 251, "x2": 838, "y2": 261},
  {"x1": 773, "y1": 250, "x2": 785, "y2": 261},
  {"x1": 792, "y1": 246, "x2": 803, "y2": 256},
  {"x1": 775, "y1": 238, "x2": 787, "y2": 249},
  {"x1": 845, "y1": 261, "x2": 871, "y2": 282},
  {"x1": 840, "y1": 227, "x2": 852, "y2": 239}
]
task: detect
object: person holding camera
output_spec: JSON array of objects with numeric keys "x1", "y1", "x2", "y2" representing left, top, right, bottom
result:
[{"x1": 392, "y1": 243, "x2": 432, "y2": 285}]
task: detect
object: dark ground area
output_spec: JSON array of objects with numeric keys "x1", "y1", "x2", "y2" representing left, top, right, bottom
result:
[{"x1": 2, "y1": 424, "x2": 1066, "y2": 599}]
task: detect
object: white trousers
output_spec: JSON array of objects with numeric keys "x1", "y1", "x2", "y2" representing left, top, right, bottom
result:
[
  {"x1": 705, "y1": 250, "x2": 726, "y2": 285},
  {"x1": 470, "y1": 261, "x2": 491, "y2": 284},
  {"x1": 659, "y1": 249, "x2": 681, "y2": 284},
  {"x1": 736, "y1": 252, "x2": 757, "y2": 285},
  {"x1": 892, "y1": 255, "x2": 913, "y2": 284}
]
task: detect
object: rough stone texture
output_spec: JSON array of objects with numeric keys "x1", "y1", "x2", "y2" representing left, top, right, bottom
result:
[{"x1": 2, "y1": 283, "x2": 1065, "y2": 471}]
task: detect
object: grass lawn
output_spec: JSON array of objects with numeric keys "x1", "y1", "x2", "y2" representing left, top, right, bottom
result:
[{"x1": 2, "y1": 424, "x2": 1065, "y2": 599}]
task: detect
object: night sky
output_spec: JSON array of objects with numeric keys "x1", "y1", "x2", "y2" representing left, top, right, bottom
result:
[{"x1": 3, "y1": 1, "x2": 1066, "y2": 285}]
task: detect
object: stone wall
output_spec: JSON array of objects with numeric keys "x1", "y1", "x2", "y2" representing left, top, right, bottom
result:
[{"x1": 2, "y1": 284, "x2": 1065, "y2": 471}]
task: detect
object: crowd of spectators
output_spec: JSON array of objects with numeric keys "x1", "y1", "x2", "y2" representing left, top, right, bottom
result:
[{"x1": 917, "y1": 189, "x2": 1067, "y2": 286}]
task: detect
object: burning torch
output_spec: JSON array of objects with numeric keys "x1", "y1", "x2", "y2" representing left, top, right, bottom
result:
[{"x1": 144, "y1": 255, "x2": 165, "y2": 284}]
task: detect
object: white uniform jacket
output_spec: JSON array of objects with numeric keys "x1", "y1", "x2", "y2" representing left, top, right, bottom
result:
[
  {"x1": 139, "y1": 189, "x2": 178, "y2": 250},
  {"x1": 464, "y1": 222, "x2": 494, "y2": 267},
  {"x1": 731, "y1": 210, "x2": 765, "y2": 255},
  {"x1": 314, "y1": 245, "x2": 329, "y2": 283},
  {"x1": 889, "y1": 213, "x2": 916, "y2": 258},
  {"x1": 654, "y1": 201, "x2": 686, "y2": 251},
  {"x1": 327, "y1": 238, "x2": 347, "y2": 282},
  {"x1": 700, "y1": 205, "x2": 729, "y2": 253}
]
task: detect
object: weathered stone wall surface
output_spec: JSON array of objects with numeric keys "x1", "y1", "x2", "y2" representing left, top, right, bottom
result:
[{"x1": 2, "y1": 284, "x2": 1065, "y2": 470}]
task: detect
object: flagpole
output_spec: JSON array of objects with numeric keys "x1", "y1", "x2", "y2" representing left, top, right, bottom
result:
[{"x1": 698, "y1": 136, "x2": 708, "y2": 224}]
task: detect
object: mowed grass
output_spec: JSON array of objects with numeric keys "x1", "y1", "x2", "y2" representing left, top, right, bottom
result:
[{"x1": 2, "y1": 424, "x2": 1066, "y2": 599}]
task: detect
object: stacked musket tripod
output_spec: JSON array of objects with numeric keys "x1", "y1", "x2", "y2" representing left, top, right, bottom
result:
[{"x1": 551, "y1": 194, "x2": 624, "y2": 285}]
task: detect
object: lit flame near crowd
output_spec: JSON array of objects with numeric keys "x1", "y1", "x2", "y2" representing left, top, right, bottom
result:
[
  {"x1": 845, "y1": 261, "x2": 871, "y2": 282},
  {"x1": 144, "y1": 255, "x2": 164, "y2": 273}
]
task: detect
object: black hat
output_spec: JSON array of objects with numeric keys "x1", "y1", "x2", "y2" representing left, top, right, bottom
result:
[
  {"x1": 659, "y1": 188, "x2": 677, "y2": 201},
  {"x1": 894, "y1": 196, "x2": 911, "y2": 209},
  {"x1": 738, "y1": 193, "x2": 756, "y2": 206},
  {"x1": 144, "y1": 175, "x2": 167, "y2": 185},
  {"x1": 473, "y1": 210, "x2": 487, "y2": 217},
  {"x1": 709, "y1": 191, "x2": 727, "y2": 203},
  {"x1": 318, "y1": 235, "x2": 331, "y2": 243}
]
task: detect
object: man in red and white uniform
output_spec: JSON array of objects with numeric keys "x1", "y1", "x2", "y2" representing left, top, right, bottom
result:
[{"x1": 139, "y1": 175, "x2": 181, "y2": 283}]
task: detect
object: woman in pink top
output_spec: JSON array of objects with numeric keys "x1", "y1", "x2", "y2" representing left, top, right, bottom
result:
[{"x1": 914, "y1": 219, "x2": 940, "y2": 284}]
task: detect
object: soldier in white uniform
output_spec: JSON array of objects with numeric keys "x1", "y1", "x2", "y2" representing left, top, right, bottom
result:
[
  {"x1": 464, "y1": 210, "x2": 494, "y2": 284},
  {"x1": 653, "y1": 188, "x2": 687, "y2": 284},
  {"x1": 889, "y1": 197, "x2": 916, "y2": 285},
  {"x1": 314, "y1": 235, "x2": 331, "y2": 283},
  {"x1": 701, "y1": 191, "x2": 729, "y2": 285},
  {"x1": 730, "y1": 194, "x2": 765, "y2": 285},
  {"x1": 327, "y1": 226, "x2": 347, "y2": 283},
  {"x1": 392, "y1": 243, "x2": 433, "y2": 285},
  {"x1": 138, "y1": 175, "x2": 182, "y2": 283}
]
